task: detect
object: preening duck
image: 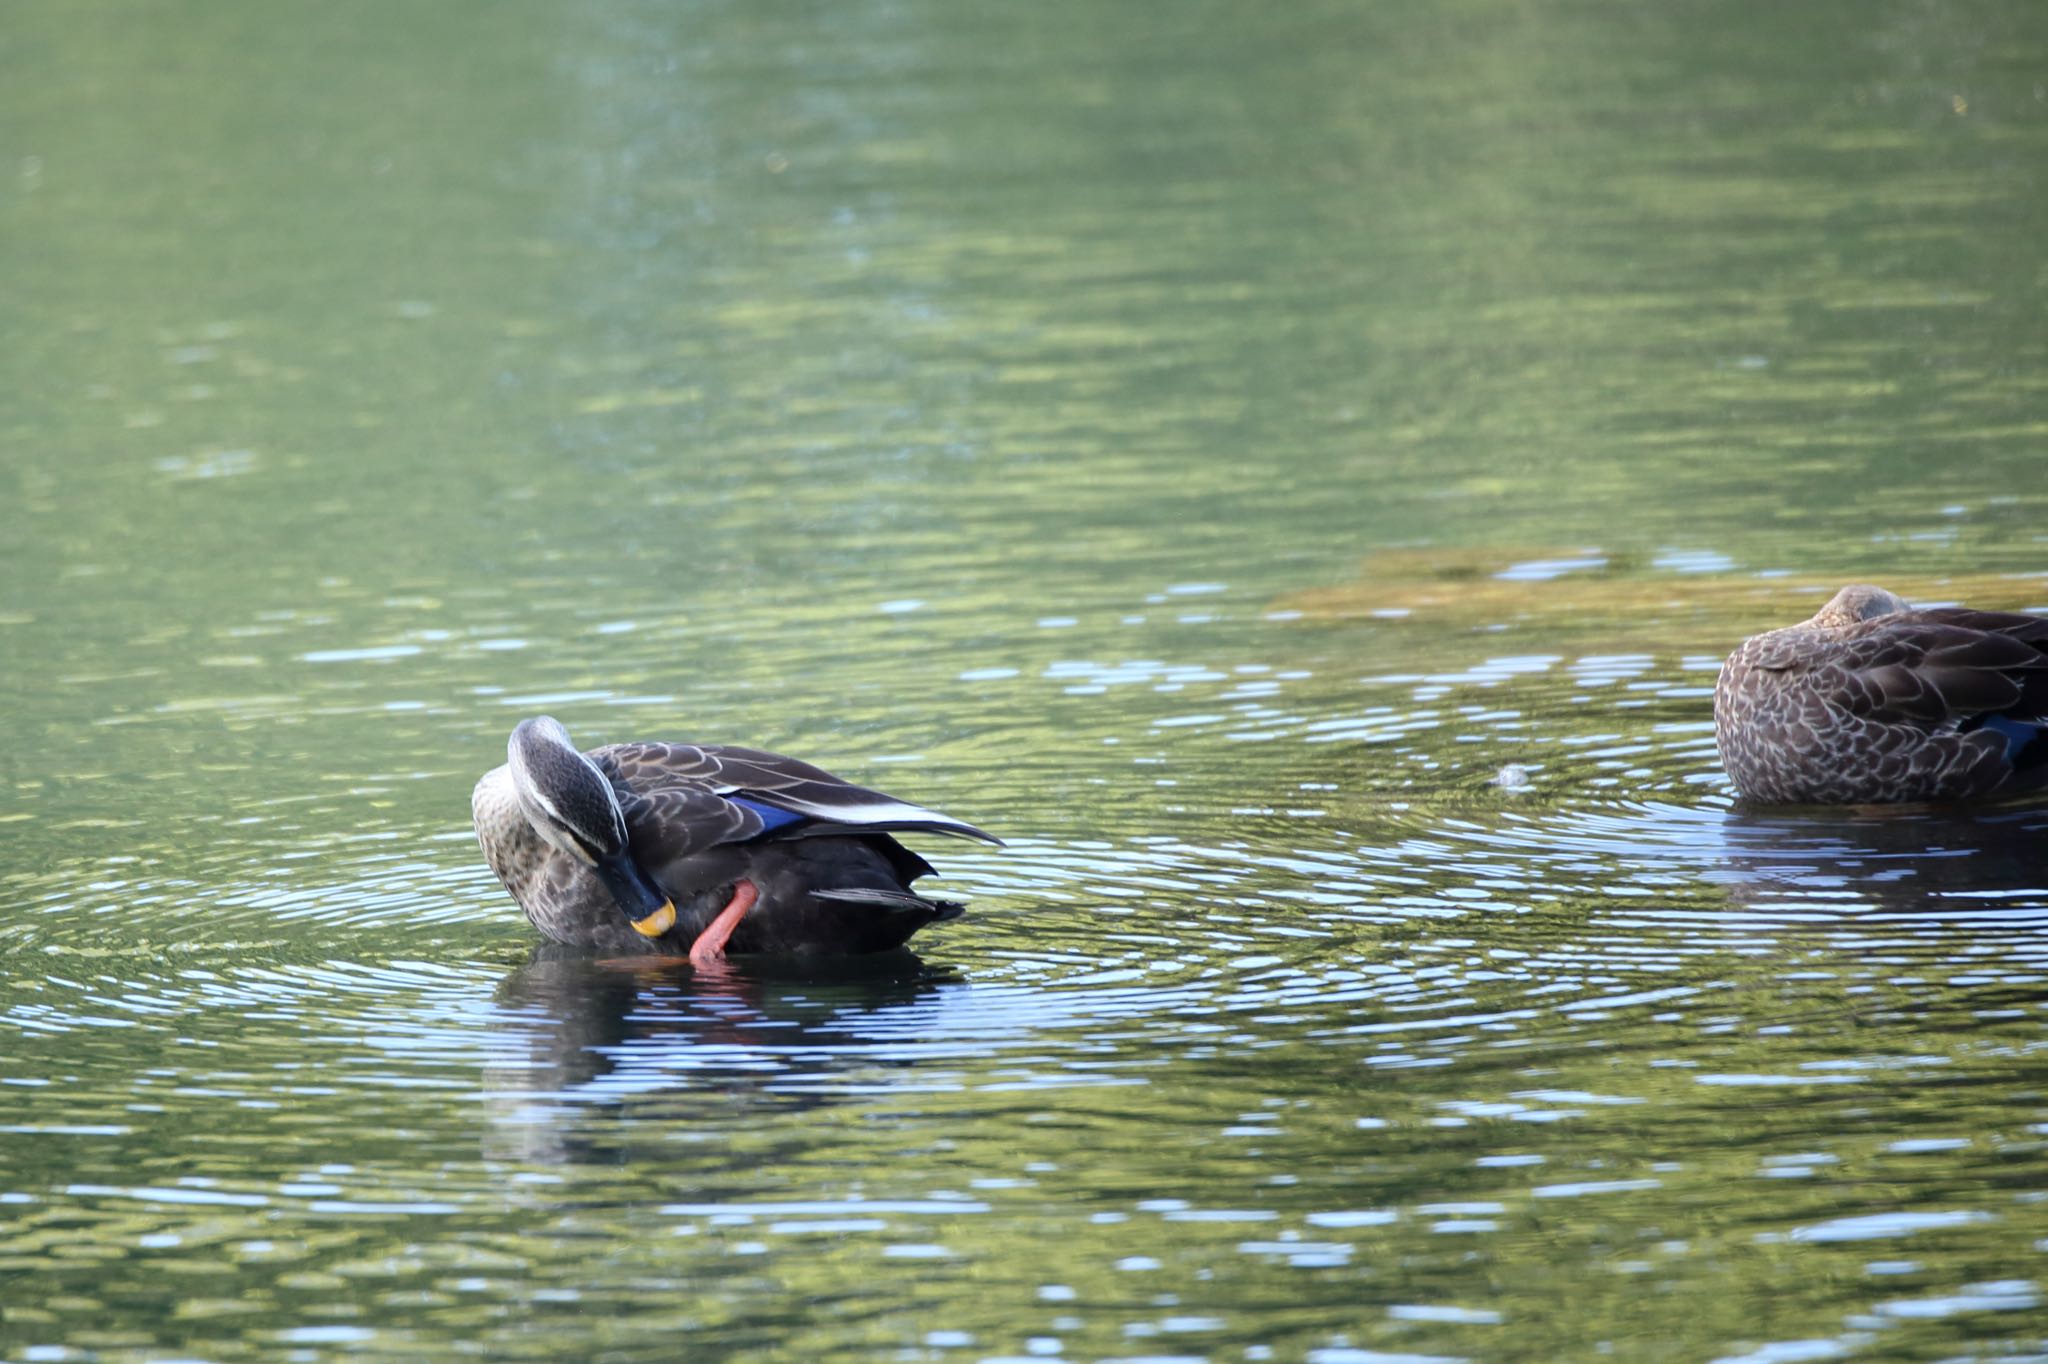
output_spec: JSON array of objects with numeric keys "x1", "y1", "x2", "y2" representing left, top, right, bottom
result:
[
  {"x1": 1714, "y1": 584, "x2": 2048, "y2": 805},
  {"x1": 472, "y1": 717, "x2": 999, "y2": 961}
]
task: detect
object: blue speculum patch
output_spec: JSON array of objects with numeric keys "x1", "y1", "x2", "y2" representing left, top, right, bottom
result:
[
  {"x1": 727, "y1": 794, "x2": 808, "y2": 834},
  {"x1": 1978, "y1": 713, "x2": 2045, "y2": 765}
]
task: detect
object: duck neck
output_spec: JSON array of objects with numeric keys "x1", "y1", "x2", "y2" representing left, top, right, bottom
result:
[{"x1": 471, "y1": 765, "x2": 551, "y2": 908}]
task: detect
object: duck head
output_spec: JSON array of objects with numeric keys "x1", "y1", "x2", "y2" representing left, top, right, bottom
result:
[
  {"x1": 1811, "y1": 584, "x2": 1909, "y2": 629},
  {"x1": 507, "y1": 716, "x2": 676, "y2": 937}
]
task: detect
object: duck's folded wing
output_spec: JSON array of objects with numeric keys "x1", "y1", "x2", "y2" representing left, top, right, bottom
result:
[
  {"x1": 596, "y1": 741, "x2": 1002, "y2": 845},
  {"x1": 1832, "y1": 617, "x2": 2047, "y2": 727},
  {"x1": 613, "y1": 783, "x2": 772, "y2": 860}
]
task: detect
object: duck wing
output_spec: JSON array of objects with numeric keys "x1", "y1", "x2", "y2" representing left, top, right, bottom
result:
[
  {"x1": 590, "y1": 744, "x2": 985, "y2": 956},
  {"x1": 1823, "y1": 611, "x2": 2048, "y2": 730},
  {"x1": 592, "y1": 741, "x2": 1003, "y2": 844},
  {"x1": 607, "y1": 781, "x2": 775, "y2": 862}
]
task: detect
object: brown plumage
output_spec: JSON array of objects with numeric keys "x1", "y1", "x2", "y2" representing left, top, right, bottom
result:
[{"x1": 1714, "y1": 584, "x2": 2048, "y2": 805}]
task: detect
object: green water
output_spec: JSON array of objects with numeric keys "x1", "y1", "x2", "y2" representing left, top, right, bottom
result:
[{"x1": 4, "y1": 0, "x2": 2048, "y2": 1359}]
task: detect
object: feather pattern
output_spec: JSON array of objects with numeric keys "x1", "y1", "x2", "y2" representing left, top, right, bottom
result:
[
  {"x1": 473, "y1": 723, "x2": 999, "y2": 956},
  {"x1": 1714, "y1": 584, "x2": 2048, "y2": 805},
  {"x1": 593, "y1": 741, "x2": 997, "y2": 842}
]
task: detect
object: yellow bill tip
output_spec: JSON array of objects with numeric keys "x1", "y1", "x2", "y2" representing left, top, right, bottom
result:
[{"x1": 631, "y1": 901, "x2": 676, "y2": 937}]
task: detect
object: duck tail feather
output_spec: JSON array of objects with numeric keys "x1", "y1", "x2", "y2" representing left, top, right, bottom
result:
[{"x1": 813, "y1": 887, "x2": 964, "y2": 920}]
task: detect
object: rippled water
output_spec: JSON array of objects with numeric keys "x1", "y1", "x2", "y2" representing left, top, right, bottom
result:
[{"x1": 6, "y1": 0, "x2": 2048, "y2": 1360}]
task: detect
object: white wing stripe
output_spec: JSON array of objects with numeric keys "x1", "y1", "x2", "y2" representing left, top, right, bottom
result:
[{"x1": 772, "y1": 794, "x2": 993, "y2": 838}]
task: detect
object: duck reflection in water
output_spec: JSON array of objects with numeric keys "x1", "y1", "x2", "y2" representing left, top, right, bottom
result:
[
  {"x1": 1705, "y1": 804, "x2": 2048, "y2": 923},
  {"x1": 481, "y1": 944, "x2": 959, "y2": 1165}
]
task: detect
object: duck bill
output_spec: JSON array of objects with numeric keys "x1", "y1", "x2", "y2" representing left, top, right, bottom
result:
[{"x1": 593, "y1": 852, "x2": 675, "y2": 937}]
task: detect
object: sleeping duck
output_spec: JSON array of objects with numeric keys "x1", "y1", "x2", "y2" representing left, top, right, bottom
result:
[
  {"x1": 1714, "y1": 584, "x2": 2048, "y2": 805},
  {"x1": 472, "y1": 716, "x2": 999, "y2": 961}
]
